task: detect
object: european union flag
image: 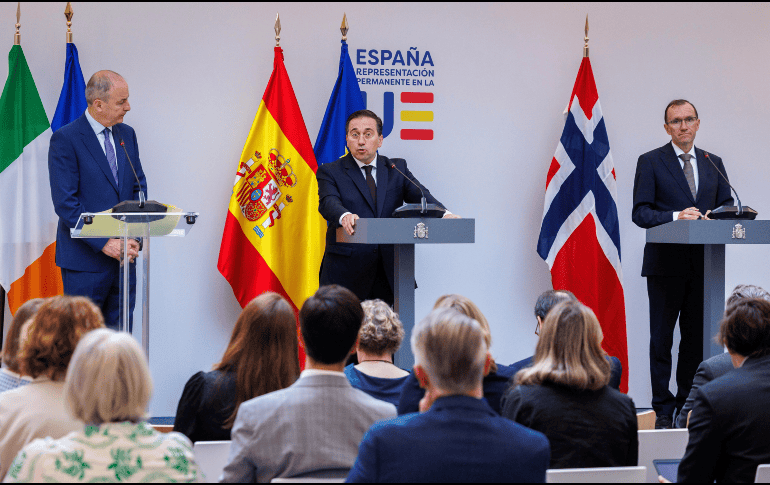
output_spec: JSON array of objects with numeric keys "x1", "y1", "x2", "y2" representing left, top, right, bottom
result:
[
  {"x1": 51, "y1": 43, "x2": 87, "y2": 132},
  {"x1": 314, "y1": 40, "x2": 365, "y2": 165}
]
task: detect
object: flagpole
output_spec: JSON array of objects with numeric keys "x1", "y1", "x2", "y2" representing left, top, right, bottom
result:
[
  {"x1": 14, "y1": 2, "x2": 20, "y2": 45},
  {"x1": 65, "y1": 2, "x2": 73, "y2": 43},
  {"x1": 275, "y1": 13, "x2": 281, "y2": 46},
  {"x1": 341, "y1": 13, "x2": 348, "y2": 41},
  {"x1": 583, "y1": 15, "x2": 589, "y2": 58}
]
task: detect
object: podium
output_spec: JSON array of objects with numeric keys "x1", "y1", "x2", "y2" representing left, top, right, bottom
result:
[
  {"x1": 71, "y1": 210, "x2": 199, "y2": 359},
  {"x1": 337, "y1": 218, "x2": 475, "y2": 368},
  {"x1": 646, "y1": 219, "x2": 770, "y2": 358}
]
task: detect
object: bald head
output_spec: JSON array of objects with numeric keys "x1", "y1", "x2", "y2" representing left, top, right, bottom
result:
[
  {"x1": 86, "y1": 70, "x2": 124, "y2": 105},
  {"x1": 86, "y1": 70, "x2": 130, "y2": 127}
]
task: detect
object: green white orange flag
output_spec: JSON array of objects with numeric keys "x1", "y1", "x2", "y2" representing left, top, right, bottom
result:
[
  {"x1": 218, "y1": 47, "x2": 325, "y2": 362},
  {"x1": 0, "y1": 45, "x2": 63, "y2": 314}
]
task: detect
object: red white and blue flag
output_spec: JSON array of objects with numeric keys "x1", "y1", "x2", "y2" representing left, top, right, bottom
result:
[{"x1": 537, "y1": 57, "x2": 629, "y2": 392}]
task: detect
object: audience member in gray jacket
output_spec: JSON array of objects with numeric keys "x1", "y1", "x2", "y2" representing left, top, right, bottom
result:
[{"x1": 220, "y1": 285, "x2": 396, "y2": 483}]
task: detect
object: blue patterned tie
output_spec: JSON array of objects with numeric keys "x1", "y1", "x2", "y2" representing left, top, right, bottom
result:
[{"x1": 103, "y1": 128, "x2": 119, "y2": 185}]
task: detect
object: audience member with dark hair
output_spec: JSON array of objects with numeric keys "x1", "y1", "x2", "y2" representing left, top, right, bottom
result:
[
  {"x1": 397, "y1": 294, "x2": 518, "y2": 415},
  {"x1": 675, "y1": 283, "x2": 770, "y2": 429},
  {"x1": 345, "y1": 299, "x2": 409, "y2": 406},
  {"x1": 173, "y1": 292, "x2": 300, "y2": 442},
  {"x1": 5, "y1": 329, "x2": 202, "y2": 483},
  {"x1": 0, "y1": 295, "x2": 105, "y2": 480},
  {"x1": 0, "y1": 298, "x2": 44, "y2": 393},
  {"x1": 221, "y1": 285, "x2": 396, "y2": 483},
  {"x1": 347, "y1": 308, "x2": 551, "y2": 482},
  {"x1": 677, "y1": 298, "x2": 770, "y2": 483},
  {"x1": 502, "y1": 300, "x2": 638, "y2": 469}
]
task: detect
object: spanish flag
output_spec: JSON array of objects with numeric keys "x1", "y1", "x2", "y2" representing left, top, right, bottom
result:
[
  {"x1": 0, "y1": 45, "x2": 62, "y2": 315},
  {"x1": 218, "y1": 47, "x2": 325, "y2": 363}
]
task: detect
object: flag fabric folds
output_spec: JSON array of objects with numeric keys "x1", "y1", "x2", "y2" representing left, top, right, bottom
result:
[
  {"x1": 537, "y1": 57, "x2": 629, "y2": 392},
  {"x1": 51, "y1": 43, "x2": 87, "y2": 133},
  {"x1": 0, "y1": 45, "x2": 62, "y2": 314},
  {"x1": 313, "y1": 40, "x2": 365, "y2": 165},
  {"x1": 218, "y1": 47, "x2": 326, "y2": 364}
]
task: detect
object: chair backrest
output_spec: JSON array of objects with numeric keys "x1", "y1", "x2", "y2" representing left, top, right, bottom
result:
[
  {"x1": 755, "y1": 464, "x2": 770, "y2": 483},
  {"x1": 546, "y1": 466, "x2": 647, "y2": 483},
  {"x1": 193, "y1": 440, "x2": 231, "y2": 482},
  {"x1": 636, "y1": 410, "x2": 656, "y2": 430},
  {"x1": 638, "y1": 429, "x2": 689, "y2": 483}
]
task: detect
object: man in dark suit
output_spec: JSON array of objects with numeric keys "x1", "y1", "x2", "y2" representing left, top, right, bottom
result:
[
  {"x1": 48, "y1": 70, "x2": 147, "y2": 331},
  {"x1": 678, "y1": 298, "x2": 770, "y2": 482},
  {"x1": 316, "y1": 110, "x2": 458, "y2": 305},
  {"x1": 347, "y1": 307, "x2": 551, "y2": 483},
  {"x1": 632, "y1": 99, "x2": 733, "y2": 429}
]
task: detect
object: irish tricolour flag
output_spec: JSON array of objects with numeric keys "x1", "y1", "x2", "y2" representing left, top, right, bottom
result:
[{"x1": 0, "y1": 45, "x2": 63, "y2": 314}]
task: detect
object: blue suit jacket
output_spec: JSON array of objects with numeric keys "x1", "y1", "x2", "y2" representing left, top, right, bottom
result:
[
  {"x1": 49, "y1": 113, "x2": 147, "y2": 272},
  {"x1": 346, "y1": 395, "x2": 551, "y2": 483},
  {"x1": 316, "y1": 153, "x2": 442, "y2": 297}
]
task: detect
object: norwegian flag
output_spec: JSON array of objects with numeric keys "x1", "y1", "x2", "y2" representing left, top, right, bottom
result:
[{"x1": 537, "y1": 57, "x2": 629, "y2": 393}]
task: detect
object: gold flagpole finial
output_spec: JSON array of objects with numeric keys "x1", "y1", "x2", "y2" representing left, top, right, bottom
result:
[
  {"x1": 14, "y1": 2, "x2": 20, "y2": 45},
  {"x1": 583, "y1": 15, "x2": 589, "y2": 58},
  {"x1": 340, "y1": 13, "x2": 349, "y2": 41},
  {"x1": 274, "y1": 13, "x2": 281, "y2": 46},
  {"x1": 65, "y1": 2, "x2": 73, "y2": 43}
]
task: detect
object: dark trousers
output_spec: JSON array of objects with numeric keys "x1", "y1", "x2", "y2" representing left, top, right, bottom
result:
[
  {"x1": 647, "y1": 275, "x2": 704, "y2": 418},
  {"x1": 61, "y1": 264, "x2": 136, "y2": 332},
  {"x1": 366, "y1": 249, "x2": 394, "y2": 307}
]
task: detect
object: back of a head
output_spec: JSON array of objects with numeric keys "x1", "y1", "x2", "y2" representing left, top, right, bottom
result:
[
  {"x1": 215, "y1": 292, "x2": 300, "y2": 427},
  {"x1": 19, "y1": 295, "x2": 105, "y2": 381},
  {"x1": 433, "y1": 294, "x2": 497, "y2": 373},
  {"x1": 1, "y1": 298, "x2": 44, "y2": 371},
  {"x1": 359, "y1": 299, "x2": 404, "y2": 355},
  {"x1": 65, "y1": 328, "x2": 152, "y2": 424},
  {"x1": 299, "y1": 285, "x2": 364, "y2": 365},
  {"x1": 411, "y1": 307, "x2": 488, "y2": 394},
  {"x1": 517, "y1": 300, "x2": 610, "y2": 391},
  {"x1": 718, "y1": 298, "x2": 770, "y2": 359},
  {"x1": 726, "y1": 284, "x2": 770, "y2": 307},
  {"x1": 533, "y1": 289, "x2": 577, "y2": 321}
]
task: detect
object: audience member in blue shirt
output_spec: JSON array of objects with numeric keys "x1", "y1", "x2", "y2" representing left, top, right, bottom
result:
[{"x1": 0, "y1": 298, "x2": 43, "y2": 394}]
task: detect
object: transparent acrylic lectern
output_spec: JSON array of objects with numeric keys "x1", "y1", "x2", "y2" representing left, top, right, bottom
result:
[{"x1": 71, "y1": 209, "x2": 199, "y2": 359}]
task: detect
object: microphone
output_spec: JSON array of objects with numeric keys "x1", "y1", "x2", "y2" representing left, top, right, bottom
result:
[
  {"x1": 114, "y1": 125, "x2": 145, "y2": 208},
  {"x1": 703, "y1": 151, "x2": 757, "y2": 220},
  {"x1": 388, "y1": 161, "x2": 446, "y2": 218},
  {"x1": 110, "y1": 125, "x2": 167, "y2": 216}
]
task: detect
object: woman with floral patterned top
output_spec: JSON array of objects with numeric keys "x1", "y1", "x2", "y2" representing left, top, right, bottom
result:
[{"x1": 4, "y1": 329, "x2": 203, "y2": 483}]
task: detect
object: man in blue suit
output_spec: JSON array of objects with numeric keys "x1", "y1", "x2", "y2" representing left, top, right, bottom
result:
[
  {"x1": 48, "y1": 70, "x2": 147, "y2": 331},
  {"x1": 316, "y1": 110, "x2": 458, "y2": 305},
  {"x1": 347, "y1": 307, "x2": 551, "y2": 483},
  {"x1": 632, "y1": 99, "x2": 733, "y2": 428}
]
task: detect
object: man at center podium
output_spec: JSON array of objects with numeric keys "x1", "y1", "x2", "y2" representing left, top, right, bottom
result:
[{"x1": 316, "y1": 110, "x2": 459, "y2": 305}]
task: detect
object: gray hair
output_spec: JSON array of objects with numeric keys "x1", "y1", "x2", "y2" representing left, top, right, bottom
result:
[
  {"x1": 411, "y1": 308, "x2": 487, "y2": 394},
  {"x1": 85, "y1": 70, "x2": 122, "y2": 105},
  {"x1": 65, "y1": 328, "x2": 152, "y2": 424},
  {"x1": 726, "y1": 284, "x2": 770, "y2": 307},
  {"x1": 359, "y1": 299, "x2": 404, "y2": 355}
]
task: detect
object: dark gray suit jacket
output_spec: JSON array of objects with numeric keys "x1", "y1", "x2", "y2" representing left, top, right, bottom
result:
[{"x1": 675, "y1": 352, "x2": 734, "y2": 428}]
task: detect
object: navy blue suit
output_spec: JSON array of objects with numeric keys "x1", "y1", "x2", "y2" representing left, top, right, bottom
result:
[
  {"x1": 346, "y1": 395, "x2": 550, "y2": 483},
  {"x1": 316, "y1": 153, "x2": 442, "y2": 301},
  {"x1": 632, "y1": 142, "x2": 732, "y2": 418},
  {"x1": 48, "y1": 113, "x2": 147, "y2": 330}
]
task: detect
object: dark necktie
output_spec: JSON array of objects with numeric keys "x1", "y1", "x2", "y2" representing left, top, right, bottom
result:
[
  {"x1": 363, "y1": 165, "x2": 377, "y2": 206},
  {"x1": 103, "y1": 128, "x2": 119, "y2": 185},
  {"x1": 680, "y1": 153, "x2": 696, "y2": 199}
]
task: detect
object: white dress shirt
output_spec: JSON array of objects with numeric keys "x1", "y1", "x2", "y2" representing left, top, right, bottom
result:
[{"x1": 672, "y1": 142, "x2": 699, "y2": 221}]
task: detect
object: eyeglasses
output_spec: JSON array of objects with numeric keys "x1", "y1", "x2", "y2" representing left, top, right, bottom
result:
[
  {"x1": 667, "y1": 117, "x2": 698, "y2": 128},
  {"x1": 535, "y1": 321, "x2": 540, "y2": 336},
  {"x1": 348, "y1": 131, "x2": 377, "y2": 141}
]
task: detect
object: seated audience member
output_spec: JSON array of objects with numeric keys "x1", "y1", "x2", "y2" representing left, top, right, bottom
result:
[
  {"x1": 501, "y1": 300, "x2": 638, "y2": 469},
  {"x1": 0, "y1": 298, "x2": 44, "y2": 394},
  {"x1": 221, "y1": 285, "x2": 396, "y2": 483},
  {"x1": 675, "y1": 284, "x2": 770, "y2": 428},
  {"x1": 397, "y1": 294, "x2": 517, "y2": 415},
  {"x1": 174, "y1": 292, "x2": 299, "y2": 442},
  {"x1": 0, "y1": 296, "x2": 104, "y2": 480},
  {"x1": 5, "y1": 328, "x2": 202, "y2": 483},
  {"x1": 345, "y1": 299, "x2": 409, "y2": 406},
  {"x1": 347, "y1": 308, "x2": 551, "y2": 483},
  {"x1": 677, "y1": 298, "x2": 770, "y2": 483}
]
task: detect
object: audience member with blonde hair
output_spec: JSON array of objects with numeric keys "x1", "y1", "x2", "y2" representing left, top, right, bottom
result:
[
  {"x1": 347, "y1": 308, "x2": 550, "y2": 482},
  {"x1": 345, "y1": 299, "x2": 409, "y2": 405},
  {"x1": 5, "y1": 328, "x2": 203, "y2": 483},
  {"x1": 174, "y1": 292, "x2": 300, "y2": 442},
  {"x1": 397, "y1": 293, "x2": 518, "y2": 414},
  {"x1": 0, "y1": 296, "x2": 104, "y2": 480},
  {"x1": 0, "y1": 298, "x2": 44, "y2": 394},
  {"x1": 501, "y1": 300, "x2": 638, "y2": 469},
  {"x1": 677, "y1": 298, "x2": 770, "y2": 483}
]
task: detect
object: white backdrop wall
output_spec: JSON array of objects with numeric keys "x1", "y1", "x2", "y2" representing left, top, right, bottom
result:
[{"x1": 2, "y1": 2, "x2": 769, "y2": 416}]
